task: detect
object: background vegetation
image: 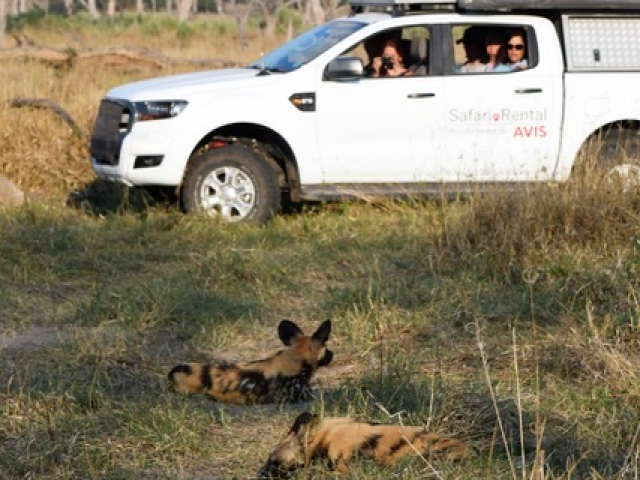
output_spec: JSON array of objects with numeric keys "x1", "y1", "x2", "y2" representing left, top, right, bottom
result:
[{"x1": 1, "y1": 16, "x2": 639, "y2": 480}]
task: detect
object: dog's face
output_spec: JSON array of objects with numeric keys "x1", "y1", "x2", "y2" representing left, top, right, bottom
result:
[
  {"x1": 278, "y1": 319, "x2": 333, "y2": 371},
  {"x1": 257, "y1": 412, "x2": 316, "y2": 479}
]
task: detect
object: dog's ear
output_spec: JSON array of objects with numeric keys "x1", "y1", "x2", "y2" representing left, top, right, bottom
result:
[
  {"x1": 317, "y1": 349, "x2": 333, "y2": 367},
  {"x1": 278, "y1": 320, "x2": 304, "y2": 346},
  {"x1": 311, "y1": 319, "x2": 332, "y2": 345},
  {"x1": 290, "y1": 412, "x2": 318, "y2": 434}
]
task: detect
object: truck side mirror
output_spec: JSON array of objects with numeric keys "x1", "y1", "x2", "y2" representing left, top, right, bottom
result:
[{"x1": 325, "y1": 57, "x2": 364, "y2": 81}]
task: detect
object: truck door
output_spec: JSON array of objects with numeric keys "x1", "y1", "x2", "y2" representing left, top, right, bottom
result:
[
  {"x1": 316, "y1": 26, "x2": 447, "y2": 183},
  {"x1": 430, "y1": 23, "x2": 563, "y2": 182}
]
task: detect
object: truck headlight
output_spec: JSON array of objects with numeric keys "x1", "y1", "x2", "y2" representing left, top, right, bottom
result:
[{"x1": 134, "y1": 100, "x2": 188, "y2": 122}]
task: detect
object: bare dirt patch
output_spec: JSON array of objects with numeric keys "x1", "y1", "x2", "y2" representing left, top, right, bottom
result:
[{"x1": 0, "y1": 326, "x2": 65, "y2": 351}]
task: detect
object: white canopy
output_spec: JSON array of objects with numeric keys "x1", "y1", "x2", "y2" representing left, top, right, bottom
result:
[
  {"x1": 459, "y1": 0, "x2": 640, "y2": 10},
  {"x1": 349, "y1": 0, "x2": 640, "y2": 11}
]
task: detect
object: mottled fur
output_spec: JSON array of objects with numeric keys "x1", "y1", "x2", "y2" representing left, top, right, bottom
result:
[
  {"x1": 258, "y1": 412, "x2": 468, "y2": 478},
  {"x1": 168, "y1": 320, "x2": 332, "y2": 405}
]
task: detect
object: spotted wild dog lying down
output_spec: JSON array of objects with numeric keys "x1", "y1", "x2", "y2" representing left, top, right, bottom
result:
[
  {"x1": 258, "y1": 411, "x2": 468, "y2": 478},
  {"x1": 168, "y1": 319, "x2": 332, "y2": 404}
]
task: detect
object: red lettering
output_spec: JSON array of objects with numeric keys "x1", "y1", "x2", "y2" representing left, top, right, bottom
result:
[{"x1": 513, "y1": 125, "x2": 547, "y2": 138}]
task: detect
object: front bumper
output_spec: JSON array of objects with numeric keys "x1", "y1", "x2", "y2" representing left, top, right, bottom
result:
[{"x1": 89, "y1": 98, "x2": 189, "y2": 186}]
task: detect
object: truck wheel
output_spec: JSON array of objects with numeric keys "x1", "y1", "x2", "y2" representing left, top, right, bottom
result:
[
  {"x1": 574, "y1": 127, "x2": 640, "y2": 192},
  {"x1": 181, "y1": 144, "x2": 281, "y2": 225}
]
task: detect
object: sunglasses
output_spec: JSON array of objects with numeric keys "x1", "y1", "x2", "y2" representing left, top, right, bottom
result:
[{"x1": 507, "y1": 44, "x2": 525, "y2": 51}]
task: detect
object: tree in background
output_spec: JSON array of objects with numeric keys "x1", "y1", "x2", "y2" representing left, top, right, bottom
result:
[
  {"x1": 0, "y1": 0, "x2": 341, "y2": 44},
  {"x1": 0, "y1": 0, "x2": 6, "y2": 48},
  {"x1": 176, "y1": 0, "x2": 194, "y2": 20},
  {"x1": 76, "y1": 0, "x2": 99, "y2": 17}
]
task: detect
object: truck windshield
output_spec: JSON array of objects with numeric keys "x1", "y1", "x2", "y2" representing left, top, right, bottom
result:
[{"x1": 248, "y1": 20, "x2": 366, "y2": 73}]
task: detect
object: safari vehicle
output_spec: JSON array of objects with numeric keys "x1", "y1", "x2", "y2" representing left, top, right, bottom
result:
[{"x1": 89, "y1": 0, "x2": 640, "y2": 224}]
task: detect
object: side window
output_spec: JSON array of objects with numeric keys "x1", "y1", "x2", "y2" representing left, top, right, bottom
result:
[
  {"x1": 453, "y1": 24, "x2": 533, "y2": 73},
  {"x1": 344, "y1": 26, "x2": 431, "y2": 78}
]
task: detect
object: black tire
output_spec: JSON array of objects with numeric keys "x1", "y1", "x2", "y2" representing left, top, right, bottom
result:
[{"x1": 181, "y1": 144, "x2": 281, "y2": 225}]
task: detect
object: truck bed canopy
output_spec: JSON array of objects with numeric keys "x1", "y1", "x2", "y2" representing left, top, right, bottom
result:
[
  {"x1": 459, "y1": 0, "x2": 640, "y2": 10},
  {"x1": 349, "y1": 0, "x2": 640, "y2": 11}
]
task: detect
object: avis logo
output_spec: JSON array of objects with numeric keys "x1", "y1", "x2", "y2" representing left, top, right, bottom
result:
[{"x1": 514, "y1": 125, "x2": 547, "y2": 138}]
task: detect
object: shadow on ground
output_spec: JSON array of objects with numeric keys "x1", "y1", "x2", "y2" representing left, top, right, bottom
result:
[
  {"x1": 66, "y1": 178, "x2": 331, "y2": 221},
  {"x1": 66, "y1": 179, "x2": 180, "y2": 216}
]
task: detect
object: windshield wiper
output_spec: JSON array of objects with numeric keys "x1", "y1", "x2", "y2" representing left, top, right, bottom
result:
[{"x1": 246, "y1": 65, "x2": 287, "y2": 75}]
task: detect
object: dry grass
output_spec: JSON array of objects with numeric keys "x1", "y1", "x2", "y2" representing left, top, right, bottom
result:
[
  {"x1": 1, "y1": 17, "x2": 640, "y2": 480},
  {"x1": 1, "y1": 17, "x2": 284, "y2": 200}
]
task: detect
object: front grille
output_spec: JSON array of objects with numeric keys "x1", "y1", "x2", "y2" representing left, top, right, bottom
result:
[{"x1": 90, "y1": 99, "x2": 132, "y2": 166}]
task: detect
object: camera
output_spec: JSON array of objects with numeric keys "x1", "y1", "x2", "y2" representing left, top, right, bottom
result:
[{"x1": 381, "y1": 55, "x2": 393, "y2": 69}]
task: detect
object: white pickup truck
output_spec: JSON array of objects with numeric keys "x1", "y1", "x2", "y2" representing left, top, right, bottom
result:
[{"x1": 90, "y1": 0, "x2": 640, "y2": 224}]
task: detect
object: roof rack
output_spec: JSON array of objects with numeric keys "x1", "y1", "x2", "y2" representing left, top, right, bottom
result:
[
  {"x1": 349, "y1": 0, "x2": 640, "y2": 15},
  {"x1": 349, "y1": 0, "x2": 457, "y2": 16},
  {"x1": 458, "y1": 0, "x2": 640, "y2": 11}
]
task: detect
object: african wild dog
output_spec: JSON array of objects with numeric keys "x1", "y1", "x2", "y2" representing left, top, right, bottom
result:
[
  {"x1": 258, "y1": 411, "x2": 468, "y2": 478},
  {"x1": 168, "y1": 319, "x2": 332, "y2": 404}
]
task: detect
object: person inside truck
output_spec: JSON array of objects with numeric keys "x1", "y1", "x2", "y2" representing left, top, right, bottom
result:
[
  {"x1": 483, "y1": 30, "x2": 511, "y2": 72},
  {"x1": 368, "y1": 39, "x2": 410, "y2": 77},
  {"x1": 363, "y1": 31, "x2": 405, "y2": 77},
  {"x1": 363, "y1": 34, "x2": 387, "y2": 77},
  {"x1": 504, "y1": 29, "x2": 528, "y2": 70},
  {"x1": 457, "y1": 26, "x2": 488, "y2": 72}
]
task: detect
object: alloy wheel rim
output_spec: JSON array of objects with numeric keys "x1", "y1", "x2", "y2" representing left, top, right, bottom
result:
[{"x1": 199, "y1": 166, "x2": 256, "y2": 221}]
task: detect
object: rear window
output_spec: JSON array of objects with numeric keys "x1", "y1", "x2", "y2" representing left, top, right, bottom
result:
[{"x1": 453, "y1": 24, "x2": 534, "y2": 74}]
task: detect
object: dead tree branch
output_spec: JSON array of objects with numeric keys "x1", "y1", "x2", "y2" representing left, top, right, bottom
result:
[
  {"x1": 8, "y1": 98, "x2": 85, "y2": 137},
  {"x1": 0, "y1": 45, "x2": 240, "y2": 69}
]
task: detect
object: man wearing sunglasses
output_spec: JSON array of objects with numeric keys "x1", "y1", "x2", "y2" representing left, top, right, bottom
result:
[{"x1": 505, "y1": 29, "x2": 528, "y2": 70}]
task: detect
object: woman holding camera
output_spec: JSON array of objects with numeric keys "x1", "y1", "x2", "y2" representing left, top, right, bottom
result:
[{"x1": 369, "y1": 39, "x2": 409, "y2": 77}]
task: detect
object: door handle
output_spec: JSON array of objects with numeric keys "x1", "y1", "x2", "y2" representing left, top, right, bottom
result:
[
  {"x1": 407, "y1": 93, "x2": 436, "y2": 98},
  {"x1": 515, "y1": 88, "x2": 542, "y2": 94}
]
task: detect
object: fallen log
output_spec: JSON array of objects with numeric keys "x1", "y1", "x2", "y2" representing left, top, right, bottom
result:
[
  {"x1": 8, "y1": 98, "x2": 85, "y2": 137},
  {"x1": 0, "y1": 45, "x2": 240, "y2": 70}
]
